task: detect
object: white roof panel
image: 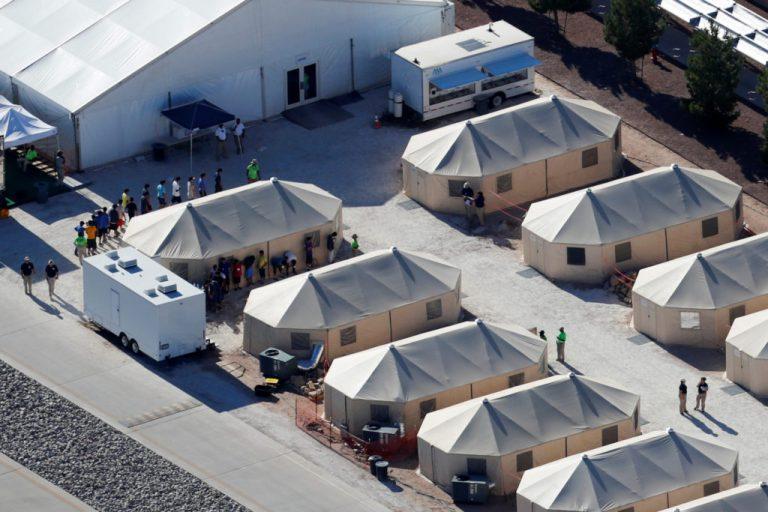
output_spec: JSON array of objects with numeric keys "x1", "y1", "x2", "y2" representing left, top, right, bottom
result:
[
  {"x1": 726, "y1": 309, "x2": 768, "y2": 359},
  {"x1": 522, "y1": 165, "x2": 741, "y2": 245},
  {"x1": 730, "y1": 3, "x2": 768, "y2": 31},
  {"x1": 395, "y1": 20, "x2": 532, "y2": 69},
  {"x1": 659, "y1": 482, "x2": 768, "y2": 511},
  {"x1": 418, "y1": 374, "x2": 639, "y2": 456},
  {"x1": 0, "y1": 94, "x2": 58, "y2": 146},
  {"x1": 325, "y1": 320, "x2": 545, "y2": 402},
  {"x1": 660, "y1": 0, "x2": 709, "y2": 22}
]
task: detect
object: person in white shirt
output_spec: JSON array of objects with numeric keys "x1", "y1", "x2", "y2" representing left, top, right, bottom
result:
[
  {"x1": 187, "y1": 176, "x2": 196, "y2": 200},
  {"x1": 171, "y1": 176, "x2": 182, "y2": 204},
  {"x1": 215, "y1": 124, "x2": 227, "y2": 160},
  {"x1": 233, "y1": 117, "x2": 245, "y2": 155}
]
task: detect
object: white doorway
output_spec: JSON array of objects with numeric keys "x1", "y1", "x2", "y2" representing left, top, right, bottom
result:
[
  {"x1": 286, "y1": 62, "x2": 319, "y2": 109},
  {"x1": 110, "y1": 289, "x2": 120, "y2": 329}
]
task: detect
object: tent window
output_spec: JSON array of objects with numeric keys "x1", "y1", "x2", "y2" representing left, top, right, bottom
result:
[
  {"x1": 305, "y1": 230, "x2": 321, "y2": 248},
  {"x1": 169, "y1": 262, "x2": 189, "y2": 280},
  {"x1": 734, "y1": 197, "x2": 742, "y2": 220},
  {"x1": 702, "y1": 217, "x2": 719, "y2": 238},
  {"x1": 508, "y1": 373, "x2": 524, "y2": 388},
  {"x1": 429, "y1": 84, "x2": 475, "y2": 106},
  {"x1": 481, "y1": 69, "x2": 528, "y2": 91},
  {"x1": 602, "y1": 425, "x2": 619, "y2": 446},
  {"x1": 340, "y1": 326, "x2": 357, "y2": 346},
  {"x1": 426, "y1": 299, "x2": 443, "y2": 320},
  {"x1": 466, "y1": 458, "x2": 487, "y2": 476},
  {"x1": 516, "y1": 451, "x2": 534, "y2": 472},
  {"x1": 614, "y1": 128, "x2": 621, "y2": 151},
  {"x1": 566, "y1": 247, "x2": 586, "y2": 266},
  {"x1": 581, "y1": 147, "x2": 598, "y2": 168},
  {"x1": 729, "y1": 305, "x2": 746, "y2": 325},
  {"x1": 290, "y1": 332, "x2": 311, "y2": 351},
  {"x1": 703, "y1": 481, "x2": 720, "y2": 496},
  {"x1": 496, "y1": 173, "x2": 513, "y2": 194},
  {"x1": 448, "y1": 180, "x2": 465, "y2": 198},
  {"x1": 680, "y1": 312, "x2": 701, "y2": 330},
  {"x1": 419, "y1": 398, "x2": 437, "y2": 419},
  {"x1": 370, "y1": 404, "x2": 390, "y2": 423},
  {"x1": 615, "y1": 242, "x2": 632, "y2": 263}
]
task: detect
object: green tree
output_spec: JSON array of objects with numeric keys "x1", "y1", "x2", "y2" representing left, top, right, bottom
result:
[
  {"x1": 756, "y1": 67, "x2": 768, "y2": 161},
  {"x1": 562, "y1": 0, "x2": 593, "y2": 32},
  {"x1": 603, "y1": 0, "x2": 665, "y2": 75},
  {"x1": 529, "y1": 0, "x2": 588, "y2": 32},
  {"x1": 685, "y1": 25, "x2": 742, "y2": 124}
]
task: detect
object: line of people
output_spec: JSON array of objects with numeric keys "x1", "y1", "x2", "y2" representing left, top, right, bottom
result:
[{"x1": 460, "y1": 182, "x2": 486, "y2": 226}]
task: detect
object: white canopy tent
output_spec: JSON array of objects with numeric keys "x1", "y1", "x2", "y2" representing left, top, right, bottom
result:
[
  {"x1": 660, "y1": 482, "x2": 768, "y2": 511},
  {"x1": 0, "y1": 95, "x2": 57, "y2": 147},
  {"x1": 417, "y1": 373, "x2": 640, "y2": 495},
  {"x1": 0, "y1": 0, "x2": 453, "y2": 169},
  {"x1": 517, "y1": 429, "x2": 739, "y2": 512},
  {"x1": 725, "y1": 309, "x2": 768, "y2": 396},
  {"x1": 633, "y1": 233, "x2": 768, "y2": 347}
]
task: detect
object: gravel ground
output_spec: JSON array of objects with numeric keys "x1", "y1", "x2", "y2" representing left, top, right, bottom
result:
[{"x1": 0, "y1": 360, "x2": 248, "y2": 512}]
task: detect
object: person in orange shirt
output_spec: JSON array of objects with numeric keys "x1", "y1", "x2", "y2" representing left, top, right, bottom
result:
[{"x1": 85, "y1": 220, "x2": 98, "y2": 256}]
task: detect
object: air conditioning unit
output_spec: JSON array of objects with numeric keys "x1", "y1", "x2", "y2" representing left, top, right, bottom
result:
[
  {"x1": 258, "y1": 347, "x2": 297, "y2": 380},
  {"x1": 451, "y1": 474, "x2": 492, "y2": 504},
  {"x1": 118, "y1": 258, "x2": 137, "y2": 269},
  {"x1": 361, "y1": 423, "x2": 400, "y2": 445},
  {"x1": 157, "y1": 282, "x2": 177, "y2": 294}
]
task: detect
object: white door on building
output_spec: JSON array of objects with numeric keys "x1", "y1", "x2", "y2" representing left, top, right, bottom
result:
[
  {"x1": 286, "y1": 63, "x2": 318, "y2": 109},
  {"x1": 110, "y1": 289, "x2": 120, "y2": 329},
  {"x1": 640, "y1": 298, "x2": 655, "y2": 335}
]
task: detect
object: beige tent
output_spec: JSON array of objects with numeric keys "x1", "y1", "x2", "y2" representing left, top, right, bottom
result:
[
  {"x1": 659, "y1": 482, "x2": 768, "y2": 511},
  {"x1": 522, "y1": 165, "x2": 743, "y2": 284},
  {"x1": 401, "y1": 95, "x2": 622, "y2": 214},
  {"x1": 323, "y1": 320, "x2": 547, "y2": 437},
  {"x1": 243, "y1": 247, "x2": 461, "y2": 361},
  {"x1": 725, "y1": 309, "x2": 768, "y2": 396},
  {"x1": 633, "y1": 233, "x2": 768, "y2": 348},
  {"x1": 123, "y1": 178, "x2": 342, "y2": 283},
  {"x1": 517, "y1": 428, "x2": 739, "y2": 512},
  {"x1": 417, "y1": 373, "x2": 641, "y2": 496}
]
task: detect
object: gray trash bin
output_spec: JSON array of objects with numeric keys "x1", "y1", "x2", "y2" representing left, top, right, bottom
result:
[
  {"x1": 34, "y1": 182, "x2": 48, "y2": 204},
  {"x1": 367, "y1": 455, "x2": 383, "y2": 476},
  {"x1": 374, "y1": 460, "x2": 389, "y2": 482}
]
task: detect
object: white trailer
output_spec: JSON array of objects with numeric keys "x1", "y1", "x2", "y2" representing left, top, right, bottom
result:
[
  {"x1": 391, "y1": 21, "x2": 539, "y2": 121},
  {"x1": 83, "y1": 247, "x2": 206, "y2": 361}
]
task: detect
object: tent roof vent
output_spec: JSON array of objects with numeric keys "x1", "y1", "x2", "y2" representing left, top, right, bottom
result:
[
  {"x1": 145, "y1": 289, "x2": 158, "y2": 298},
  {"x1": 156, "y1": 274, "x2": 169, "y2": 282},
  {"x1": 104, "y1": 263, "x2": 117, "y2": 273},
  {"x1": 106, "y1": 251, "x2": 119, "y2": 260}
]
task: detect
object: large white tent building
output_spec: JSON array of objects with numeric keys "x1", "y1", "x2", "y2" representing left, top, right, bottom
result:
[
  {"x1": 522, "y1": 165, "x2": 743, "y2": 284},
  {"x1": 725, "y1": 309, "x2": 768, "y2": 396},
  {"x1": 633, "y1": 233, "x2": 768, "y2": 348},
  {"x1": 659, "y1": 482, "x2": 768, "y2": 511},
  {"x1": 417, "y1": 373, "x2": 641, "y2": 496},
  {"x1": 517, "y1": 428, "x2": 739, "y2": 512},
  {"x1": 0, "y1": 0, "x2": 453, "y2": 169}
]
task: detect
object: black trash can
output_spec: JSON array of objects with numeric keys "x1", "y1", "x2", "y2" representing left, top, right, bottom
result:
[
  {"x1": 34, "y1": 182, "x2": 48, "y2": 204},
  {"x1": 374, "y1": 460, "x2": 389, "y2": 482},
  {"x1": 367, "y1": 455, "x2": 382, "y2": 476},
  {"x1": 151, "y1": 143, "x2": 167, "y2": 162}
]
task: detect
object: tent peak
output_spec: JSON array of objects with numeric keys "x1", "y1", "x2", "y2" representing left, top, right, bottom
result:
[
  {"x1": 666, "y1": 426, "x2": 675, "y2": 434},
  {"x1": 581, "y1": 453, "x2": 589, "y2": 460},
  {"x1": 475, "y1": 318, "x2": 484, "y2": 325},
  {"x1": 761, "y1": 481, "x2": 767, "y2": 487},
  {"x1": 185, "y1": 202, "x2": 193, "y2": 208},
  {"x1": 550, "y1": 94, "x2": 558, "y2": 101},
  {"x1": 270, "y1": 177, "x2": 279, "y2": 183},
  {"x1": 482, "y1": 397, "x2": 490, "y2": 405},
  {"x1": 697, "y1": 253, "x2": 704, "y2": 260},
  {"x1": 568, "y1": 371, "x2": 576, "y2": 378},
  {"x1": 671, "y1": 163, "x2": 681, "y2": 172}
]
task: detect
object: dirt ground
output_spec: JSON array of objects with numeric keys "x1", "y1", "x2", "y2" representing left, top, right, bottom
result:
[{"x1": 454, "y1": 0, "x2": 768, "y2": 204}]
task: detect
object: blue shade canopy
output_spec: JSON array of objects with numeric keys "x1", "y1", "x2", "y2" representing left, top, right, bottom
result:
[
  {"x1": 430, "y1": 68, "x2": 488, "y2": 90},
  {"x1": 161, "y1": 100, "x2": 235, "y2": 131},
  {"x1": 484, "y1": 53, "x2": 540, "y2": 75}
]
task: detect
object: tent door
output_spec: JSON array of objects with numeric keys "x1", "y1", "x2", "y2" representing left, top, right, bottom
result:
[
  {"x1": 640, "y1": 298, "x2": 655, "y2": 335},
  {"x1": 286, "y1": 63, "x2": 319, "y2": 109},
  {"x1": 110, "y1": 289, "x2": 120, "y2": 329}
]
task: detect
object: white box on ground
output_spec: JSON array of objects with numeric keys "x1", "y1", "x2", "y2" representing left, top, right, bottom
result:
[
  {"x1": 391, "y1": 20, "x2": 539, "y2": 121},
  {"x1": 83, "y1": 247, "x2": 206, "y2": 361}
]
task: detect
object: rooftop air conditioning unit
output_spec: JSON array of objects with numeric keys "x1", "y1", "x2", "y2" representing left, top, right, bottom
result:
[
  {"x1": 157, "y1": 282, "x2": 177, "y2": 294},
  {"x1": 118, "y1": 258, "x2": 137, "y2": 269},
  {"x1": 104, "y1": 263, "x2": 117, "y2": 272},
  {"x1": 106, "y1": 251, "x2": 120, "y2": 260},
  {"x1": 451, "y1": 474, "x2": 492, "y2": 504}
]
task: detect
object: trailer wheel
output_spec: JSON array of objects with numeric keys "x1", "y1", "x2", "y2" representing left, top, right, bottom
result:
[
  {"x1": 130, "y1": 340, "x2": 140, "y2": 355},
  {"x1": 490, "y1": 93, "x2": 505, "y2": 109},
  {"x1": 120, "y1": 333, "x2": 130, "y2": 349}
]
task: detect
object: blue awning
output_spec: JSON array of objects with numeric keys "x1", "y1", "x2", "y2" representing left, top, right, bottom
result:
[
  {"x1": 161, "y1": 99, "x2": 235, "y2": 131},
  {"x1": 485, "y1": 54, "x2": 541, "y2": 76},
  {"x1": 430, "y1": 68, "x2": 488, "y2": 90}
]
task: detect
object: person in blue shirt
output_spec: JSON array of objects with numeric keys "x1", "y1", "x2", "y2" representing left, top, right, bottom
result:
[
  {"x1": 96, "y1": 207, "x2": 110, "y2": 245},
  {"x1": 74, "y1": 220, "x2": 85, "y2": 237},
  {"x1": 156, "y1": 179, "x2": 167, "y2": 208},
  {"x1": 197, "y1": 173, "x2": 207, "y2": 197}
]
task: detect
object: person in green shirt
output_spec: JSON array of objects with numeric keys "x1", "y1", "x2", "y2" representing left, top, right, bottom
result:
[
  {"x1": 556, "y1": 327, "x2": 567, "y2": 362},
  {"x1": 351, "y1": 234, "x2": 360, "y2": 255},
  {"x1": 74, "y1": 235, "x2": 87, "y2": 265},
  {"x1": 24, "y1": 145, "x2": 38, "y2": 172},
  {"x1": 246, "y1": 159, "x2": 260, "y2": 183}
]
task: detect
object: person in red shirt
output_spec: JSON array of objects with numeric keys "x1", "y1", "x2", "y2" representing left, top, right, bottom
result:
[{"x1": 231, "y1": 260, "x2": 243, "y2": 291}]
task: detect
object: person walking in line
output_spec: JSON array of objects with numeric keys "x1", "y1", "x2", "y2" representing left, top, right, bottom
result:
[
  {"x1": 326, "y1": 232, "x2": 337, "y2": 264},
  {"x1": 679, "y1": 379, "x2": 689, "y2": 415},
  {"x1": 75, "y1": 220, "x2": 86, "y2": 238},
  {"x1": 351, "y1": 233, "x2": 360, "y2": 255},
  {"x1": 54, "y1": 150, "x2": 66, "y2": 183},
  {"x1": 270, "y1": 254, "x2": 285, "y2": 280},
  {"x1": 121, "y1": 188, "x2": 130, "y2": 209},
  {"x1": 233, "y1": 118, "x2": 245, "y2": 155},
  {"x1": 214, "y1": 168, "x2": 224, "y2": 193},
  {"x1": 257, "y1": 250, "x2": 268, "y2": 283},
  {"x1": 187, "y1": 176, "x2": 197, "y2": 200},
  {"x1": 85, "y1": 221, "x2": 98, "y2": 256},
  {"x1": 461, "y1": 182, "x2": 474, "y2": 221},
  {"x1": 474, "y1": 191, "x2": 486, "y2": 226},
  {"x1": 24, "y1": 145, "x2": 38, "y2": 173},
  {"x1": 171, "y1": 176, "x2": 182, "y2": 204},
  {"x1": 556, "y1": 327, "x2": 567, "y2": 362},
  {"x1": 539, "y1": 330, "x2": 547, "y2": 342},
  {"x1": 108, "y1": 204, "x2": 120, "y2": 237},
  {"x1": 156, "y1": 179, "x2": 167, "y2": 208},
  {"x1": 74, "y1": 234, "x2": 87, "y2": 264},
  {"x1": 243, "y1": 255, "x2": 255, "y2": 286},
  {"x1": 96, "y1": 207, "x2": 109, "y2": 245},
  {"x1": 197, "y1": 173, "x2": 207, "y2": 197},
  {"x1": 246, "y1": 159, "x2": 260, "y2": 183},
  {"x1": 304, "y1": 236, "x2": 314, "y2": 270},
  {"x1": 215, "y1": 124, "x2": 228, "y2": 160},
  {"x1": 125, "y1": 197, "x2": 137, "y2": 220},
  {"x1": 141, "y1": 183, "x2": 152, "y2": 213},
  {"x1": 231, "y1": 259, "x2": 243, "y2": 291},
  {"x1": 20, "y1": 256, "x2": 34, "y2": 294},
  {"x1": 284, "y1": 250, "x2": 298, "y2": 275},
  {"x1": 45, "y1": 259, "x2": 59, "y2": 300},
  {"x1": 695, "y1": 377, "x2": 709, "y2": 412}
]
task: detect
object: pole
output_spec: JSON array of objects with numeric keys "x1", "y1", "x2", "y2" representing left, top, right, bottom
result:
[
  {"x1": 350, "y1": 38, "x2": 356, "y2": 92},
  {"x1": 189, "y1": 132, "x2": 193, "y2": 175}
]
